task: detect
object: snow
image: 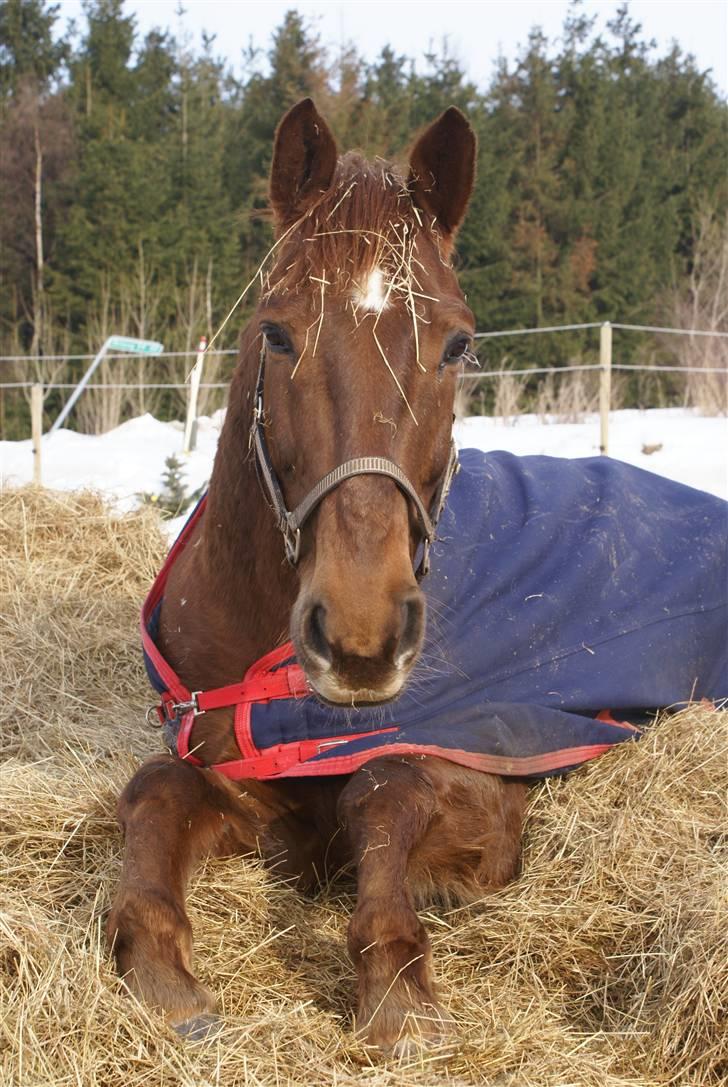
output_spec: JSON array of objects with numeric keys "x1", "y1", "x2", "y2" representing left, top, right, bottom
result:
[
  {"x1": 0, "y1": 411, "x2": 226, "y2": 514},
  {"x1": 456, "y1": 409, "x2": 728, "y2": 501},
  {"x1": 1, "y1": 408, "x2": 726, "y2": 534}
]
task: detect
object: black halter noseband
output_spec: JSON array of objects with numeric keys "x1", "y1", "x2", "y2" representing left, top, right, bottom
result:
[{"x1": 250, "y1": 346, "x2": 458, "y2": 579}]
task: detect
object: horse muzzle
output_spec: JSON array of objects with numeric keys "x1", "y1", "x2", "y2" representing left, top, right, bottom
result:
[{"x1": 293, "y1": 588, "x2": 425, "y2": 705}]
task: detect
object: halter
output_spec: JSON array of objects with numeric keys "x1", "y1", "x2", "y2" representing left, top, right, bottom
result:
[{"x1": 251, "y1": 345, "x2": 459, "y2": 578}]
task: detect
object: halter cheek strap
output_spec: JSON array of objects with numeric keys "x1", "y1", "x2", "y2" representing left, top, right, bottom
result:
[{"x1": 251, "y1": 346, "x2": 458, "y2": 578}]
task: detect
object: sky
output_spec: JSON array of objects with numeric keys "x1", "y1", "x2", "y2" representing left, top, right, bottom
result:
[{"x1": 58, "y1": 0, "x2": 728, "y2": 96}]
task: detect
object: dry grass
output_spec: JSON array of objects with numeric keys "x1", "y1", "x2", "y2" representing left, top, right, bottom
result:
[
  {"x1": 459, "y1": 368, "x2": 630, "y2": 424},
  {"x1": 1, "y1": 486, "x2": 726, "y2": 1087}
]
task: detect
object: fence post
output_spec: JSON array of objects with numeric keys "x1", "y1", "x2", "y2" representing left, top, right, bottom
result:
[
  {"x1": 599, "y1": 321, "x2": 612, "y2": 456},
  {"x1": 31, "y1": 382, "x2": 43, "y2": 485},
  {"x1": 183, "y1": 335, "x2": 207, "y2": 454}
]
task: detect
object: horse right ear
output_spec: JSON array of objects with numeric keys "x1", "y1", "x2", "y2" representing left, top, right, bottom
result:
[
  {"x1": 269, "y1": 98, "x2": 338, "y2": 230},
  {"x1": 408, "y1": 107, "x2": 476, "y2": 247}
]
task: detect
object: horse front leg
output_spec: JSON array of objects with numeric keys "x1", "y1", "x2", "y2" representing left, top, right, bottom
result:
[
  {"x1": 337, "y1": 756, "x2": 444, "y2": 1055},
  {"x1": 107, "y1": 754, "x2": 264, "y2": 1038},
  {"x1": 338, "y1": 755, "x2": 527, "y2": 1055}
]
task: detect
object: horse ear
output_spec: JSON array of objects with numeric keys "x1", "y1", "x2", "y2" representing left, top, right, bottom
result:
[
  {"x1": 269, "y1": 98, "x2": 338, "y2": 228},
  {"x1": 408, "y1": 107, "x2": 476, "y2": 243}
]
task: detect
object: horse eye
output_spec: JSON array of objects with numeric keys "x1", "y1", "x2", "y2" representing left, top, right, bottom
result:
[
  {"x1": 442, "y1": 335, "x2": 472, "y2": 365},
  {"x1": 261, "y1": 324, "x2": 294, "y2": 356}
]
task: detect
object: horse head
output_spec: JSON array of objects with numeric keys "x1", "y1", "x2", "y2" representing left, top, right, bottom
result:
[{"x1": 252, "y1": 98, "x2": 476, "y2": 705}]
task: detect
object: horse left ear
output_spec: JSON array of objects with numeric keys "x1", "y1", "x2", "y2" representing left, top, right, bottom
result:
[
  {"x1": 269, "y1": 98, "x2": 338, "y2": 229},
  {"x1": 408, "y1": 107, "x2": 476, "y2": 244}
]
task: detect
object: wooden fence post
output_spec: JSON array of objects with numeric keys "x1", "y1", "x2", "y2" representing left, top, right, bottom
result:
[
  {"x1": 599, "y1": 322, "x2": 612, "y2": 456},
  {"x1": 183, "y1": 335, "x2": 207, "y2": 454},
  {"x1": 31, "y1": 382, "x2": 43, "y2": 485}
]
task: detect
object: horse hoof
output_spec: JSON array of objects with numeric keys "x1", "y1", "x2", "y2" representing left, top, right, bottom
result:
[
  {"x1": 390, "y1": 1020, "x2": 454, "y2": 1061},
  {"x1": 360, "y1": 1004, "x2": 454, "y2": 1059},
  {"x1": 391, "y1": 1034, "x2": 426, "y2": 1060},
  {"x1": 173, "y1": 1013, "x2": 224, "y2": 1043}
]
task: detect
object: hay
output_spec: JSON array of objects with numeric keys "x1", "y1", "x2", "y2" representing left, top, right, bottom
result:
[{"x1": 1, "y1": 485, "x2": 726, "y2": 1087}]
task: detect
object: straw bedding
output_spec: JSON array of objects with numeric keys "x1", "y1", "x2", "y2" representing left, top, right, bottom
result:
[{"x1": 1, "y1": 486, "x2": 725, "y2": 1087}]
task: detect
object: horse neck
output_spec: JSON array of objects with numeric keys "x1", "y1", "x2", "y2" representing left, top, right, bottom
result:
[{"x1": 198, "y1": 363, "x2": 298, "y2": 666}]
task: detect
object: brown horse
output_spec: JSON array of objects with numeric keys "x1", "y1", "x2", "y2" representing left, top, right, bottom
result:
[{"x1": 108, "y1": 99, "x2": 526, "y2": 1055}]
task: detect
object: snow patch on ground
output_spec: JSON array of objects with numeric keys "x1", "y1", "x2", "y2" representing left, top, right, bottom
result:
[
  {"x1": 1, "y1": 411, "x2": 226, "y2": 513},
  {"x1": 2, "y1": 409, "x2": 726, "y2": 531},
  {"x1": 456, "y1": 409, "x2": 728, "y2": 501}
]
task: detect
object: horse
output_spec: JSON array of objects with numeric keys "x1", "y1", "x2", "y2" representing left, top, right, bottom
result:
[
  {"x1": 108, "y1": 99, "x2": 526, "y2": 1054},
  {"x1": 106, "y1": 98, "x2": 728, "y2": 1055}
]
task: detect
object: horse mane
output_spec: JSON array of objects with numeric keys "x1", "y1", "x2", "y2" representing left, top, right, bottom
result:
[{"x1": 264, "y1": 152, "x2": 441, "y2": 304}]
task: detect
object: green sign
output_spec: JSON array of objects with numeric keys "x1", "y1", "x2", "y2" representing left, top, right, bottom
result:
[{"x1": 107, "y1": 335, "x2": 164, "y2": 355}]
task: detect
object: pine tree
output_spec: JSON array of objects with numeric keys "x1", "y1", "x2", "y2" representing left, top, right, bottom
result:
[
  {"x1": 361, "y1": 46, "x2": 415, "y2": 156},
  {"x1": 487, "y1": 30, "x2": 566, "y2": 333},
  {"x1": 55, "y1": 2, "x2": 174, "y2": 338},
  {"x1": 221, "y1": 11, "x2": 330, "y2": 324},
  {"x1": 1, "y1": 0, "x2": 727, "y2": 423},
  {"x1": 0, "y1": 0, "x2": 68, "y2": 98},
  {"x1": 224, "y1": 10, "x2": 328, "y2": 206}
]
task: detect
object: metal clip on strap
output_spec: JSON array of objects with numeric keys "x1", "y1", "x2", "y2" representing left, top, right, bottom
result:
[{"x1": 171, "y1": 691, "x2": 205, "y2": 718}]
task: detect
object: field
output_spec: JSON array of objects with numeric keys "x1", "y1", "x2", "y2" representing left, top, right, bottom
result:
[{"x1": 0, "y1": 483, "x2": 726, "y2": 1087}]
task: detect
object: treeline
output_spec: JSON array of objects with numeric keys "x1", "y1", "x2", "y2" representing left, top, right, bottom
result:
[{"x1": 0, "y1": 0, "x2": 726, "y2": 434}]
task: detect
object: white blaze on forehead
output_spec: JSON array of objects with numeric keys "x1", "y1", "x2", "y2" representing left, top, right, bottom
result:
[{"x1": 353, "y1": 267, "x2": 389, "y2": 312}]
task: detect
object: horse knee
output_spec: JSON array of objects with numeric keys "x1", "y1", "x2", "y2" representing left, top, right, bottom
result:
[
  {"x1": 117, "y1": 754, "x2": 207, "y2": 826},
  {"x1": 348, "y1": 891, "x2": 442, "y2": 1050},
  {"x1": 337, "y1": 757, "x2": 436, "y2": 838}
]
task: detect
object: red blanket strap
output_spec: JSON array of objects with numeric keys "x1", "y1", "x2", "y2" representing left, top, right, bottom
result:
[
  {"x1": 195, "y1": 664, "x2": 309, "y2": 713},
  {"x1": 206, "y1": 727, "x2": 400, "y2": 780}
]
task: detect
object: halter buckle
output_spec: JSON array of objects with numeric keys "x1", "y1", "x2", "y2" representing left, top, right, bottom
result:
[
  {"x1": 283, "y1": 521, "x2": 302, "y2": 565},
  {"x1": 419, "y1": 537, "x2": 432, "y2": 578}
]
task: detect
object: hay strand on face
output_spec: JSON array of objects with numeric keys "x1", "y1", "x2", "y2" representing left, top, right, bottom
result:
[
  {"x1": 205, "y1": 215, "x2": 304, "y2": 357},
  {"x1": 372, "y1": 329, "x2": 418, "y2": 426}
]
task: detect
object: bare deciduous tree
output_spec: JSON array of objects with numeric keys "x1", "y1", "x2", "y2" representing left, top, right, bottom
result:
[
  {"x1": 0, "y1": 77, "x2": 73, "y2": 358},
  {"x1": 668, "y1": 210, "x2": 728, "y2": 416}
]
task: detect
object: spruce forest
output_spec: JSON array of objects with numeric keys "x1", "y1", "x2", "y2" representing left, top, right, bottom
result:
[{"x1": 1, "y1": 0, "x2": 726, "y2": 438}]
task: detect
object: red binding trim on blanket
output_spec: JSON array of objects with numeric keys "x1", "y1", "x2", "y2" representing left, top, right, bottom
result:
[
  {"x1": 596, "y1": 708, "x2": 642, "y2": 733},
  {"x1": 142, "y1": 496, "x2": 640, "y2": 781},
  {"x1": 140, "y1": 495, "x2": 208, "y2": 703},
  {"x1": 267, "y1": 740, "x2": 625, "y2": 779}
]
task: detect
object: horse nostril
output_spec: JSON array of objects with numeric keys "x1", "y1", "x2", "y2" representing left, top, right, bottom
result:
[
  {"x1": 396, "y1": 592, "x2": 425, "y2": 668},
  {"x1": 304, "y1": 603, "x2": 332, "y2": 666}
]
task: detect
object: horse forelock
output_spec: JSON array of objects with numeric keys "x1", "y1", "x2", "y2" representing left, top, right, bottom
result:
[{"x1": 263, "y1": 152, "x2": 444, "y2": 305}]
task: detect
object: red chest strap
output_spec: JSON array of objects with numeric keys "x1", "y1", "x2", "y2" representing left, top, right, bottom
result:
[
  {"x1": 160, "y1": 664, "x2": 309, "y2": 720},
  {"x1": 141, "y1": 498, "x2": 317, "y2": 777}
]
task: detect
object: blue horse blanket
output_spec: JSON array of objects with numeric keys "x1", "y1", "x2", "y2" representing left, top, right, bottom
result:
[{"x1": 144, "y1": 449, "x2": 727, "y2": 779}]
